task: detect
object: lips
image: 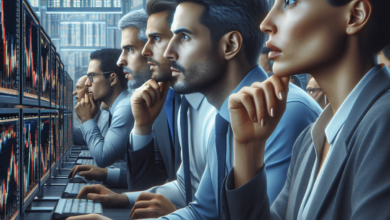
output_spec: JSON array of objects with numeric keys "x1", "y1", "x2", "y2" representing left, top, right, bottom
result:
[
  {"x1": 266, "y1": 42, "x2": 282, "y2": 60},
  {"x1": 148, "y1": 61, "x2": 157, "y2": 66},
  {"x1": 171, "y1": 67, "x2": 181, "y2": 73},
  {"x1": 123, "y1": 71, "x2": 130, "y2": 75}
]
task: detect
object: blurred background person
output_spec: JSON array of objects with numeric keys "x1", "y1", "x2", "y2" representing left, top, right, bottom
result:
[
  {"x1": 378, "y1": 44, "x2": 390, "y2": 69},
  {"x1": 307, "y1": 75, "x2": 326, "y2": 109}
]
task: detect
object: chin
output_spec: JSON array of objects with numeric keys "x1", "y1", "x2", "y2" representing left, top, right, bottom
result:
[
  {"x1": 172, "y1": 81, "x2": 197, "y2": 94},
  {"x1": 273, "y1": 62, "x2": 305, "y2": 78}
]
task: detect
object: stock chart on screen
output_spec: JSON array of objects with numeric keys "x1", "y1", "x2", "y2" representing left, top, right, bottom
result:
[
  {"x1": 23, "y1": 6, "x2": 39, "y2": 102},
  {"x1": 51, "y1": 47, "x2": 57, "y2": 108},
  {"x1": 0, "y1": 0, "x2": 20, "y2": 100},
  {"x1": 50, "y1": 112, "x2": 56, "y2": 168},
  {"x1": 40, "y1": 113, "x2": 50, "y2": 182},
  {"x1": 0, "y1": 113, "x2": 19, "y2": 220},
  {"x1": 22, "y1": 114, "x2": 39, "y2": 203},
  {"x1": 40, "y1": 30, "x2": 51, "y2": 105}
]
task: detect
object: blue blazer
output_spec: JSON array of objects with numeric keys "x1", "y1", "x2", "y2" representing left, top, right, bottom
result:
[{"x1": 221, "y1": 66, "x2": 390, "y2": 220}]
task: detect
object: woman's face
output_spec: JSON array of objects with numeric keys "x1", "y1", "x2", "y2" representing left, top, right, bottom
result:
[{"x1": 260, "y1": 0, "x2": 349, "y2": 77}]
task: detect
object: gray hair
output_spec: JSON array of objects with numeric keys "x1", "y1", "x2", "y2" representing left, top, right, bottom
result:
[{"x1": 118, "y1": 9, "x2": 149, "y2": 43}]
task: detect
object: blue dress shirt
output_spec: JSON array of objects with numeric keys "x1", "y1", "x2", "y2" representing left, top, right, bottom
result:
[
  {"x1": 81, "y1": 90, "x2": 134, "y2": 167},
  {"x1": 297, "y1": 65, "x2": 381, "y2": 220},
  {"x1": 155, "y1": 65, "x2": 322, "y2": 220},
  {"x1": 74, "y1": 109, "x2": 110, "y2": 146}
]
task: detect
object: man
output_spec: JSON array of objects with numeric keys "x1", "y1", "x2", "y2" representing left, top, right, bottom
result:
[
  {"x1": 307, "y1": 75, "x2": 326, "y2": 109},
  {"x1": 73, "y1": 76, "x2": 110, "y2": 146},
  {"x1": 378, "y1": 45, "x2": 390, "y2": 69},
  {"x1": 76, "y1": 2, "x2": 215, "y2": 217},
  {"x1": 76, "y1": 0, "x2": 321, "y2": 219},
  {"x1": 74, "y1": 48, "x2": 133, "y2": 168}
]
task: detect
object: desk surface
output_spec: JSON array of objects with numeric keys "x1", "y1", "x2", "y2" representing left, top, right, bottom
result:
[{"x1": 24, "y1": 146, "x2": 132, "y2": 220}]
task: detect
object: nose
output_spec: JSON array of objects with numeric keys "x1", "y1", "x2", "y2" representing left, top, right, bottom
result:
[
  {"x1": 85, "y1": 77, "x2": 92, "y2": 87},
  {"x1": 260, "y1": 8, "x2": 277, "y2": 36},
  {"x1": 164, "y1": 38, "x2": 178, "y2": 61},
  {"x1": 117, "y1": 51, "x2": 127, "y2": 67},
  {"x1": 72, "y1": 89, "x2": 77, "y2": 96},
  {"x1": 142, "y1": 41, "x2": 153, "y2": 58}
]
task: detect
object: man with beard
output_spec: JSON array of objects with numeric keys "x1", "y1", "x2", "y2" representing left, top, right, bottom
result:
[
  {"x1": 69, "y1": 10, "x2": 156, "y2": 189},
  {"x1": 73, "y1": 75, "x2": 110, "y2": 145}
]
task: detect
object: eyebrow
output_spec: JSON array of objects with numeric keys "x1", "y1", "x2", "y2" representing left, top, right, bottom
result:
[
  {"x1": 122, "y1": 44, "x2": 135, "y2": 49},
  {"x1": 148, "y1": 32, "x2": 161, "y2": 38},
  {"x1": 87, "y1": 72, "x2": 97, "y2": 75},
  {"x1": 173, "y1": 28, "x2": 193, "y2": 35}
]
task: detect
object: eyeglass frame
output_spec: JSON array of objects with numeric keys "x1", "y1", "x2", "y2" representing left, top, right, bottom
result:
[{"x1": 87, "y1": 71, "x2": 115, "y2": 83}]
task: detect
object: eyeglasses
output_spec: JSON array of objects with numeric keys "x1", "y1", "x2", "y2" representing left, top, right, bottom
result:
[{"x1": 87, "y1": 72, "x2": 114, "y2": 83}]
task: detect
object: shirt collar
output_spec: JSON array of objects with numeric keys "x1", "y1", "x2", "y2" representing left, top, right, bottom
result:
[
  {"x1": 184, "y1": 93, "x2": 205, "y2": 110},
  {"x1": 219, "y1": 65, "x2": 269, "y2": 122},
  {"x1": 324, "y1": 65, "x2": 381, "y2": 145},
  {"x1": 110, "y1": 90, "x2": 130, "y2": 114}
]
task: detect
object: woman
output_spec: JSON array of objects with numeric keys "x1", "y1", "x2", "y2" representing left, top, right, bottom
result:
[{"x1": 222, "y1": 0, "x2": 390, "y2": 219}]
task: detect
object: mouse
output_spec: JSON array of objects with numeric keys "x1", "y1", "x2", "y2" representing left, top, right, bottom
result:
[{"x1": 69, "y1": 174, "x2": 86, "y2": 183}]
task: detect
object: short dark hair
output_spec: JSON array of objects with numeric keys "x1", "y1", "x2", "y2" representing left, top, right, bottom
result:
[
  {"x1": 90, "y1": 49, "x2": 127, "y2": 89},
  {"x1": 175, "y1": 0, "x2": 268, "y2": 65},
  {"x1": 328, "y1": 0, "x2": 390, "y2": 53},
  {"x1": 383, "y1": 45, "x2": 390, "y2": 60},
  {"x1": 146, "y1": 0, "x2": 177, "y2": 26}
]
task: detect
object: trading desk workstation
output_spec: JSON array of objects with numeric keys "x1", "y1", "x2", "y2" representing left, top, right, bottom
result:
[{"x1": 0, "y1": 0, "x2": 131, "y2": 219}]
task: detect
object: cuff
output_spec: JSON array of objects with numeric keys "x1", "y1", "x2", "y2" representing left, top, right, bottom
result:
[
  {"x1": 81, "y1": 119, "x2": 98, "y2": 133},
  {"x1": 124, "y1": 191, "x2": 143, "y2": 209},
  {"x1": 131, "y1": 130, "x2": 153, "y2": 151},
  {"x1": 104, "y1": 168, "x2": 121, "y2": 187}
]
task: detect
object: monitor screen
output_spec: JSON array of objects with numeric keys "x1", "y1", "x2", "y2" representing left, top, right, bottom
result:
[
  {"x1": 59, "y1": 62, "x2": 64, "y2": 109},
  {"x1": 54, "y1": 112, "x2": 60, "y2": 162},
  {"x1": 40, "y1": 113, "x2": 50, "y2": 182},
  {"x1": 23, "y1": 6, "x2": 39, "y2": 102},
  {"x1": 55, "y1": 55, "x2": 60, "y2": 109},
  {"x1": 40, "y1": 31, "x2": 51, "y2": 105},
  {"x1": 22, "y1": 114, "x2": 39, "y2": 203},
  {"x1": 50, "y1": 112, "x2": 56, "y2": 168},
  {"x1": 0, "y1": 0, "x2": 20, "y2": 100},
  {"x1": 0, "y1": 113, "x2": 20, "y2": 220},
  {"x1": 64, "y1": 74, "x2": 68, "y2": 110},
  {"x1": 59, "y1": 113, "x2": 63, "y2": 158},
  {"x1": 51, "y1": 46, "x2": 56, "y2": 108}
]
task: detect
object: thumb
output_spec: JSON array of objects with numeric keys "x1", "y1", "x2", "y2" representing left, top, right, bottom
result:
[
  {"x1": 87, "y1": 193, "x2": 105, "y2": 202},
  {"x1": 280, "y1": 76, "x2": 290, "y2": 92},
  {"x1": 89, "y1": 94, "x2": 96, "y2": 107}
]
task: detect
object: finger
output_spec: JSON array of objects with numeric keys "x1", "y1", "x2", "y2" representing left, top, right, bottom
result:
[
  {"x1": 141, "y1": 89, "x2": 153, "y2": 108},
  {"x1": 268, "y1": 76, "x2": 286, "y2": 101},
  {"x1": 130, "y1": 201, "x2": 152, "y2": 217},
  {"x1": 131, "y1": 208, "x2": 156, "y2": 220},
  {"x1": 84, "y1": 93, "x2": 89, "y2": 104},
  {"x1": 144, "y1": 85, "x2": 158, "y2": 107},
  {"x1": 148, "y1": 79, "x2": 162, "y2": 100},
  {"x1": 262, "y1": 82, "x2": 277, "y2": 117},
  {"x1": 135, "y1": 192, "x2": 158, "y2": 202},
  {"x1": 80, "y1": 98, "x2": 85, "y2": 104},
  {"x1": 252, "y1": 88, "x2": 267, "y2": 126},
  {"x1": 86, "y1": 193, "x2": 107, "y2": 203},
  {"x1": 89, "y1": 94, "x2": 96, "y2": 108},
  {"x1": 68, "y1": 166, "x2": 77, "y2": 178},
  {"x1": 77, "y1": 184, "x2": 101, "y2": 199},
  {"x1": 235, "y1": 89, "x2": 257, "y2": 122}
]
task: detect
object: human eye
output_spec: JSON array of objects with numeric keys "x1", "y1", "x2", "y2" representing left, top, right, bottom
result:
[
  {"x1": 283, "y1": 0, "x2": 296, "y2": 8},
  {"x1": 127, "y1": 48, "x2": 133, "y2": 52},
  {"x1": 182, "y1": 34, "x2": 190, "y2": 41},
  {"x1": 155, "y1": 36, "x2": 161, "y2": 42}
]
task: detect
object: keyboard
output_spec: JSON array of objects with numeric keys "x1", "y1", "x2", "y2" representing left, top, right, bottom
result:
[
  {"x1": 53, "y1": 199, "x2": 103, "y2": 219},
  {"x1": 79, "y1": 150, "x2": 92, "y2": 158},
  {"x1": 76, "y1": 159, "x2": 94, "y2": 165},
  {"x1": 63, "y1": 183, "x2": 93, "y2": 198}
]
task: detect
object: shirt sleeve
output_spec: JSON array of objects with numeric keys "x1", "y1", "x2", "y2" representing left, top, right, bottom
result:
[
  {"x1": 82, "y1": 105, "x2": 134, "y2": 167},
  {"x1": 73, "y1": 125, "x2": 86, "y2": 145},
  {"x1": 104, "y1": 168, "x2": 121, "y2": 187},
  {"x1": 130, "y1": 130, "x2": 153, "y2": 151}
]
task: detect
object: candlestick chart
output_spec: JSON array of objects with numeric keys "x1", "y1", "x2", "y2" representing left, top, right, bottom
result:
[
  {"x1": 51, "y1": 49, "x2": 57, "y2": 108},
  {"x1": 50, "y1": 113, "x2": 56, "y2": 168},
  {"x1": 0, "y1": 115, "x2": 19, "y2": 220},
  {"x1": 23, "y1": 15, "x2": 39, "y2": 100},
  {"x1": 40, "y1": 115, "x2": 50, "y2": 181},
  {"x1": 40, "y1": 37, "x2": 51, "y2": 103},
  {"x1": 23, "y1": 116, "x2": 39, "y2": 203}
]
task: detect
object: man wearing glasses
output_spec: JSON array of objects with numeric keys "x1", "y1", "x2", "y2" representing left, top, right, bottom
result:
[{"x1": 74, "y1": 48, "x2": 135, "y2": 169}]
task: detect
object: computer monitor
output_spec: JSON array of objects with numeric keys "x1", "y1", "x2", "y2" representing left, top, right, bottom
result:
[
  {"x1": 39, "y1": 28, "x2": 51, "y2": 107},
  {"x1": 0, "y1": 0, "x2": 21, "y2": 105},
  {"x1": 59, "y1": 112, "x2": 64, "y2": 158},
  {"x1": 22, "y1": 1, "x2": 40, "y2": 106},
  {"x1": 63, "y1": 73, "x2": 68, "y2": 110},
  {"x1": 50, "y1": 110, "x2": 57, "y2": 169},
  {"x1": 55, "y1": 54, "x2": 60, "y2": 109},
  {"x1": 21, "y1": 110, "x2": 39, "y2": 207},
  {"x1": 0, "y1": 109, "x2": 20, "y2": 220},
  {"x1": 59, "y1": 61, "x2": 64, "y2": 110},
  {"x1": 50, "y1": 45, "x2": 56, "y2": 108},
  {"x1": 39, "y1": 110, "x2": 50, "y2": 183},
  {"x1": 53, "y1": 111, "x2": 60, "y2": 163}
]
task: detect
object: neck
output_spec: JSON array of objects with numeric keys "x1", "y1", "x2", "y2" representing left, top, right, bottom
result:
[
  {"x1": 103, "y1": 87, "x2": 125, "y2": 108},
  {"x1": 203, "y1": 61, "x2": 256, "y2": 111},
  {"x1": 312, "y1": 39, "x2": 377, "y2": 115}
]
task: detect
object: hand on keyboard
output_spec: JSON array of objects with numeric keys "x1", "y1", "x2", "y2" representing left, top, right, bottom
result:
[
  {"x1": 77, "y1": 184, "x2": 130, "y2": 208},
  {"x1": 130, "y1": 192, "x2": 177, "y2": 219},
  {"x1": 66, "y1": 214, "x2": 112, "y2": 220},
  {"x1": 69, "y1": 165, "x2": 108, "y2": 181}
]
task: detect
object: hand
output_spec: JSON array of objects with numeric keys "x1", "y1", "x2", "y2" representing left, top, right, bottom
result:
[
  {"x1": 77, "y1": 184, "x2": 130, "y2": 208},
  {"x1": 130, "y1": 193, "x2": 176, "y2": 219},
  {"x1": 68, "y1": 165, "x2": 108, "y2": 182},
  {"x1": 131, "y1": 79, "x2": 171, "y2": 135},
  {"x1": 228, "y1": 75, "x2": 290, "y2": 188},
  {"x1": 75, "y1": 93, "x2": 99, "y2": 124},
  {"x1": 66, "y1": 214, "x2": 113, "y2": 220}
]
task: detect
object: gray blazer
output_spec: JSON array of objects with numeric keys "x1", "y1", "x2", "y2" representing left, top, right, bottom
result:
[
  {"x1": 221, "y1": 66, "x2": 390, "y2": 220},
  {"x1": 124, "y1": 93, "x2": 181, "y2": 191}
]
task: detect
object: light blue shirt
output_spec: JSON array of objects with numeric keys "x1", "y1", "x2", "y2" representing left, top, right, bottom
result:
[
  {"x1": 298, "y1": 65, "x2": 381, "y2": 220},
  {"x1": 81, "y1": 90, "x2": 134, "y2": 168},
  {"x1": 150, "y1": 65, "x2": 322, "y2": 220},
  {"x1": 122, "y1": 93, "x2": 216, "y2": 208},
  {"x1": 74, "y1": 109, "x2": 110, "y2": 146}
]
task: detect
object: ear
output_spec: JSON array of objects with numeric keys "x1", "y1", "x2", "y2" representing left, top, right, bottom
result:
[
  {"x1": 110, "y1": 73, "x2": 119, "y2": 87},
  {"x1": 220, "y1": 31, "x2": 243, "y2": 61},
  {"x1": 346, "y1": 0, "x2": 372, "y2": 35}
]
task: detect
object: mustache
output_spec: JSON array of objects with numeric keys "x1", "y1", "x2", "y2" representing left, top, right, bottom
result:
[
  {"x1": 171, "y1": 61, "x2": 186, "y2": 74},
  {"x1": 123, "y1": 66, "x2": 133, "y2": 74},
  {"x1": 148, "y1": 58, "x2": 160, "y2": 66}
]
